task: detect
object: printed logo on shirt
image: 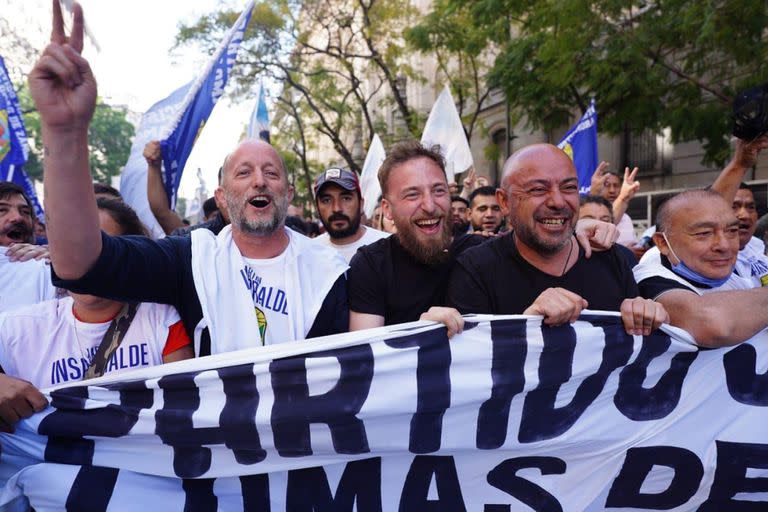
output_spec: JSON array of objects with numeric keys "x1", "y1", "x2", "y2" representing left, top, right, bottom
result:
[
  {"x1": 240, "y1": 266, "x2": 289, "y2": 315},
  {"x1": 255, "y1": 306, "x2": 267, "y2": 345},
  {"x1": 49, "y1": 343, "x2": 151, "y2": 386}
]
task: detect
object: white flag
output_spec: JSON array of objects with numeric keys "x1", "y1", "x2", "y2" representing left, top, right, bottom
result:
[
  {"x1": 421, "y1": 85, "x2": 474, "y2": 183},
  {"x1": 360, "y1": 134, "x2": 386, "y2": 218}
]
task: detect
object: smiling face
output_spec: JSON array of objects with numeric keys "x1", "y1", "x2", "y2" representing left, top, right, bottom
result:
[
  {"x1": 215, "y1": 140, "x2": 294, "y2": 237},
  {"x1": 0, "y1": 193, "x2": 34, "y2": 246},
  {"x1": 733, "y1": 188, "x2": 758, "y2": 250},
  {"x1": 654, "y1": 194, "x2": 739, "y2": 280},
  {"x1": 382, "y1": 156, "x2": 451, "y2": 263},
  {"x1": 499, "y1": 145, "x2": 579, "y2": 255}
]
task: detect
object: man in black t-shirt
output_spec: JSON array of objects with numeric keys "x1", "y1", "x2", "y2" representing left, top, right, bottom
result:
[
  {"x1": 447, "y1": 144, "x2": 668, "y2": 335},
  {"x1": 348, "y1": 141, "x2": 483, "y2": 336}
]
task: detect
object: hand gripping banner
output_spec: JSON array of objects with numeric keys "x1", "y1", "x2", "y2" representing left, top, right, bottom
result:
[{"x1": 1, "y1": 313, "x2": 767, "y2": 511}]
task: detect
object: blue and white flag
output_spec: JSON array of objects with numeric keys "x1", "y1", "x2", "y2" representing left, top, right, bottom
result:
[
  {"x1": 158, "y1": 1, "x2": 254, "y2": 211},
  {"x1": 0, "y1": 56, "x2": 43, "y2": 222},
  {"x1": 558, "y1": 99, "x2": 598, "y2": 194},
  {"x1": 246, "y1": 84, "x2": 269, "y2": 142},
  {"x1": 119, "y1": 82, "x2": 193, "y2": 238},
  {"x1": 2, "y1": 313, "x2": 768, "y2": 510}
]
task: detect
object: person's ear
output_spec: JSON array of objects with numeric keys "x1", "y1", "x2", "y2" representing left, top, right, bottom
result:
[
  {"x1": 496, "y1": 188, "x2": 510, "y2": 217},
  {"x1": 653, "y1": 232, "x2": 670, "y2": 256},
  {"x1": 382, "y1": 197, "x2": 394, "y2": 221}
]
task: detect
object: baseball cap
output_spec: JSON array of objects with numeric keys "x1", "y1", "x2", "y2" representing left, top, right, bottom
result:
[{"x1": 313, "y1": 167, "x2": 361, "y2": 197}]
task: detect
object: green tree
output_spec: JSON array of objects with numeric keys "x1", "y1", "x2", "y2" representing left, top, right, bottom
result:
[
  {"x1": 18, "y1": 86, "x2": 135, "y2": 183},
  {"x1": 438, "y1": 0, "x2": 768, "y2": 165},
  {"x1": 406, "y1": 0, "x2": 496, "y2": 141}
]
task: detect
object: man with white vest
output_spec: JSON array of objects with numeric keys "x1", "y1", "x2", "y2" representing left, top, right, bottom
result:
[
  {"x1": 634, "y1": 189, "x2": 768, "y2": 347},
  {"x1": 27, "y1": 2, "x2": 348, "y2": 356}
]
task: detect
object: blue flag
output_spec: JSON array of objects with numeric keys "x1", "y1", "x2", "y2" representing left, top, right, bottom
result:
[
  {"x1": 159, "y1": 1, "x2": 254, "y2": 209},
  {"x1": 0, "y1": 55, "x2": 44, "y2": 221},
  {"x1": 247, "y1": 84, "x2": 269, "y2": 142},
  {"x1": 558, "y1": 99, "x2": 598, "y2": 194}
]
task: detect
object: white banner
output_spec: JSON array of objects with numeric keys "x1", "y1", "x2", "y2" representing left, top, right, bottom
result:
[{"x1": 1, "y1": 313, "x2": 768, "y2": 511}]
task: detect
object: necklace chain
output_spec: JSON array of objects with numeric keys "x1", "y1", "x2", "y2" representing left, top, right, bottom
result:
[{"x1": 561, "y1": 237, "x2": 574, "y2": 277}]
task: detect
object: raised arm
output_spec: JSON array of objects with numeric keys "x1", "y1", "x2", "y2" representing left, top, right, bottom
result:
[
  {"x1": 144, "y1": 140, "x2": 185, "y2": 235},
  {"x1": 29, "y1": 1, "x2": 100, "y2": 279},
  {"x1": 612, "y1": 166, "x2": 640, "y2": 223},
  {"x1": 711, "y1": 136, "x2": 768, "y2": 202}
]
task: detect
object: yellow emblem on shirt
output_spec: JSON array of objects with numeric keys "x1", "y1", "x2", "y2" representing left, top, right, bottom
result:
[{"x1": 255, "y1": 306, "x2": 267, "y2": 345}]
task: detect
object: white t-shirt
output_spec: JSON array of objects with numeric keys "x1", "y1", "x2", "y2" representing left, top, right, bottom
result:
[
  {"x1": 241, "y1": 253, "x2": 291, "y2": 345},
  {"x1": 735, "y1": 236, "x2": 768, "y2": 288},
  {"x1": 616, "y1": 213, "x2": 637, "y2": 247},
  {"x1": 0, "y1": 297, "x2": 183, "y2": 389},
  {"x1": 0, "y1": 247, "x2": 57, "y2": 313},
  {"x1": 314, "y1": 226, "x2": 390, "y2": 263}
]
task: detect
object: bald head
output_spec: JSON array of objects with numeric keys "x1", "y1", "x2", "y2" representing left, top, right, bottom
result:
[
  {"x1": 655, "y1": 189, "x2": 731, "y2": 233},
  {"x1": 221, "y1": 140, "x2": 288, "y2": 186},
  {"x1": 501, "y1": 144, "x2": 576, "y2": 190}
]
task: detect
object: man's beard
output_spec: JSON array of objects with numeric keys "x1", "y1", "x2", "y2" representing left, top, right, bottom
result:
[
  {"x1": 226, "y1": 188, "x2": 289, "y2": 236},
  {"x1": 512, "y1": 211, "x2": 574, "y2": 255},
  {"x1": 451, "y1": 219, "x2": 469, "y2": 236},
  {"x1": 323, "y1": 212, "x2": 361, "y2": 239},
  {"x1": 396, "y1": 216, "x2": 453, "y2": 265}
]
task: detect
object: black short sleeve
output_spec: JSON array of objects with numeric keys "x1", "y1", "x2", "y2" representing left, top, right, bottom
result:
[
  {"x1": 637, "y1": 276, "x2": 695, "y2": 300},
  {"x1": 446, "y1": 257, "x2": 493, "y2": 314},
  {"x1": 347, "y1": 246, "x2": 387, "y2": 317}
]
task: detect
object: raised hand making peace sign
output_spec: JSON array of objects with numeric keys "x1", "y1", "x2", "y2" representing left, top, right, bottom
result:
[{"x1": 28, "y1": 0, "x2": 96, "y2": 132}]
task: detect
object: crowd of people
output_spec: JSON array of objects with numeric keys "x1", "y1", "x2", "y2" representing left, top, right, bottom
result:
[{"x1": 1, "y1": 0, "x2": 768, "y2": 439}]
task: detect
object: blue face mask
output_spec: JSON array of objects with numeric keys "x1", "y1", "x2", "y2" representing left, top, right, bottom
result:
[{"x1": 662, "y1": 233, "x2": 731, "y2": 288}]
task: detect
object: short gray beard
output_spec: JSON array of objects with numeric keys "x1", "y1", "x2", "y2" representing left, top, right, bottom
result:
[{"x1": 226, "y1": 190, "x2": 289, "y2": 236}]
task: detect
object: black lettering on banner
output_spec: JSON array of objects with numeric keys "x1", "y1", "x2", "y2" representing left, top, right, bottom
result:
[
  {"x1": 181, "y1": 478, "x2": 217, "y2": 511},
  {"x1": 614, "y1": 333, "x2": 698, "y2": 421},
  {"x1": 270, "y1": 344, "x2": 373, "y2": 457},
  {"x1": 399, "y1": 456, "x2": 466, "y2": 512},
  {"x1": 485, "y1": 456, "x2": 566, "y2": 512},
  {"x1": 724, "y1": 345, "x2": 768, "y2": 406},
  {"x1": 65, "y1": 466, "x2": 119, "y2": 512},
  {"x1": 40, "y1": 380, "x2": 152, "y2": 466},
  {"x1": 519, "y1": 319, "x2": 633, "y2": 443},
  {"x1": 700, "y1": 441, "x2": 768, "y2": 511},
  {"x1": 155, "y1": 364, "x2": 266, "y2": 478},
  {"x1": 384, "y1": 328, "x2": 451, "y2": 454},
  {"x1": 286, "y1": 457, "x2": 382, "y2": 511},
  {"x1": 605, "y1": 446, "x2": 703, "y2": 509},
  {"x1": 476, "y1": 319, "x2": 527, "y2": 450},
  {"x1": 240, "y1": 474, "x2": 271, "y2": 511}
]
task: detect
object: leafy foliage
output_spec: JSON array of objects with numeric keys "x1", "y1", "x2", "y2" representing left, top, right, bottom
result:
[
  {"x1": 445, "y1": 0, "x2": 768, "y2": 165},
  {"x1": 18, "y1": 86, "x2": 135, "y2": 183}
]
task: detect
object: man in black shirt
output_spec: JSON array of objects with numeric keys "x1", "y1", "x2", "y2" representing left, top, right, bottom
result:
[
  {"x1": 447, "y1": 144, "x2": 667, "y2": 335},
  {"x1": 348, "y1": 141, "x2": 483, "y2": 336}
]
